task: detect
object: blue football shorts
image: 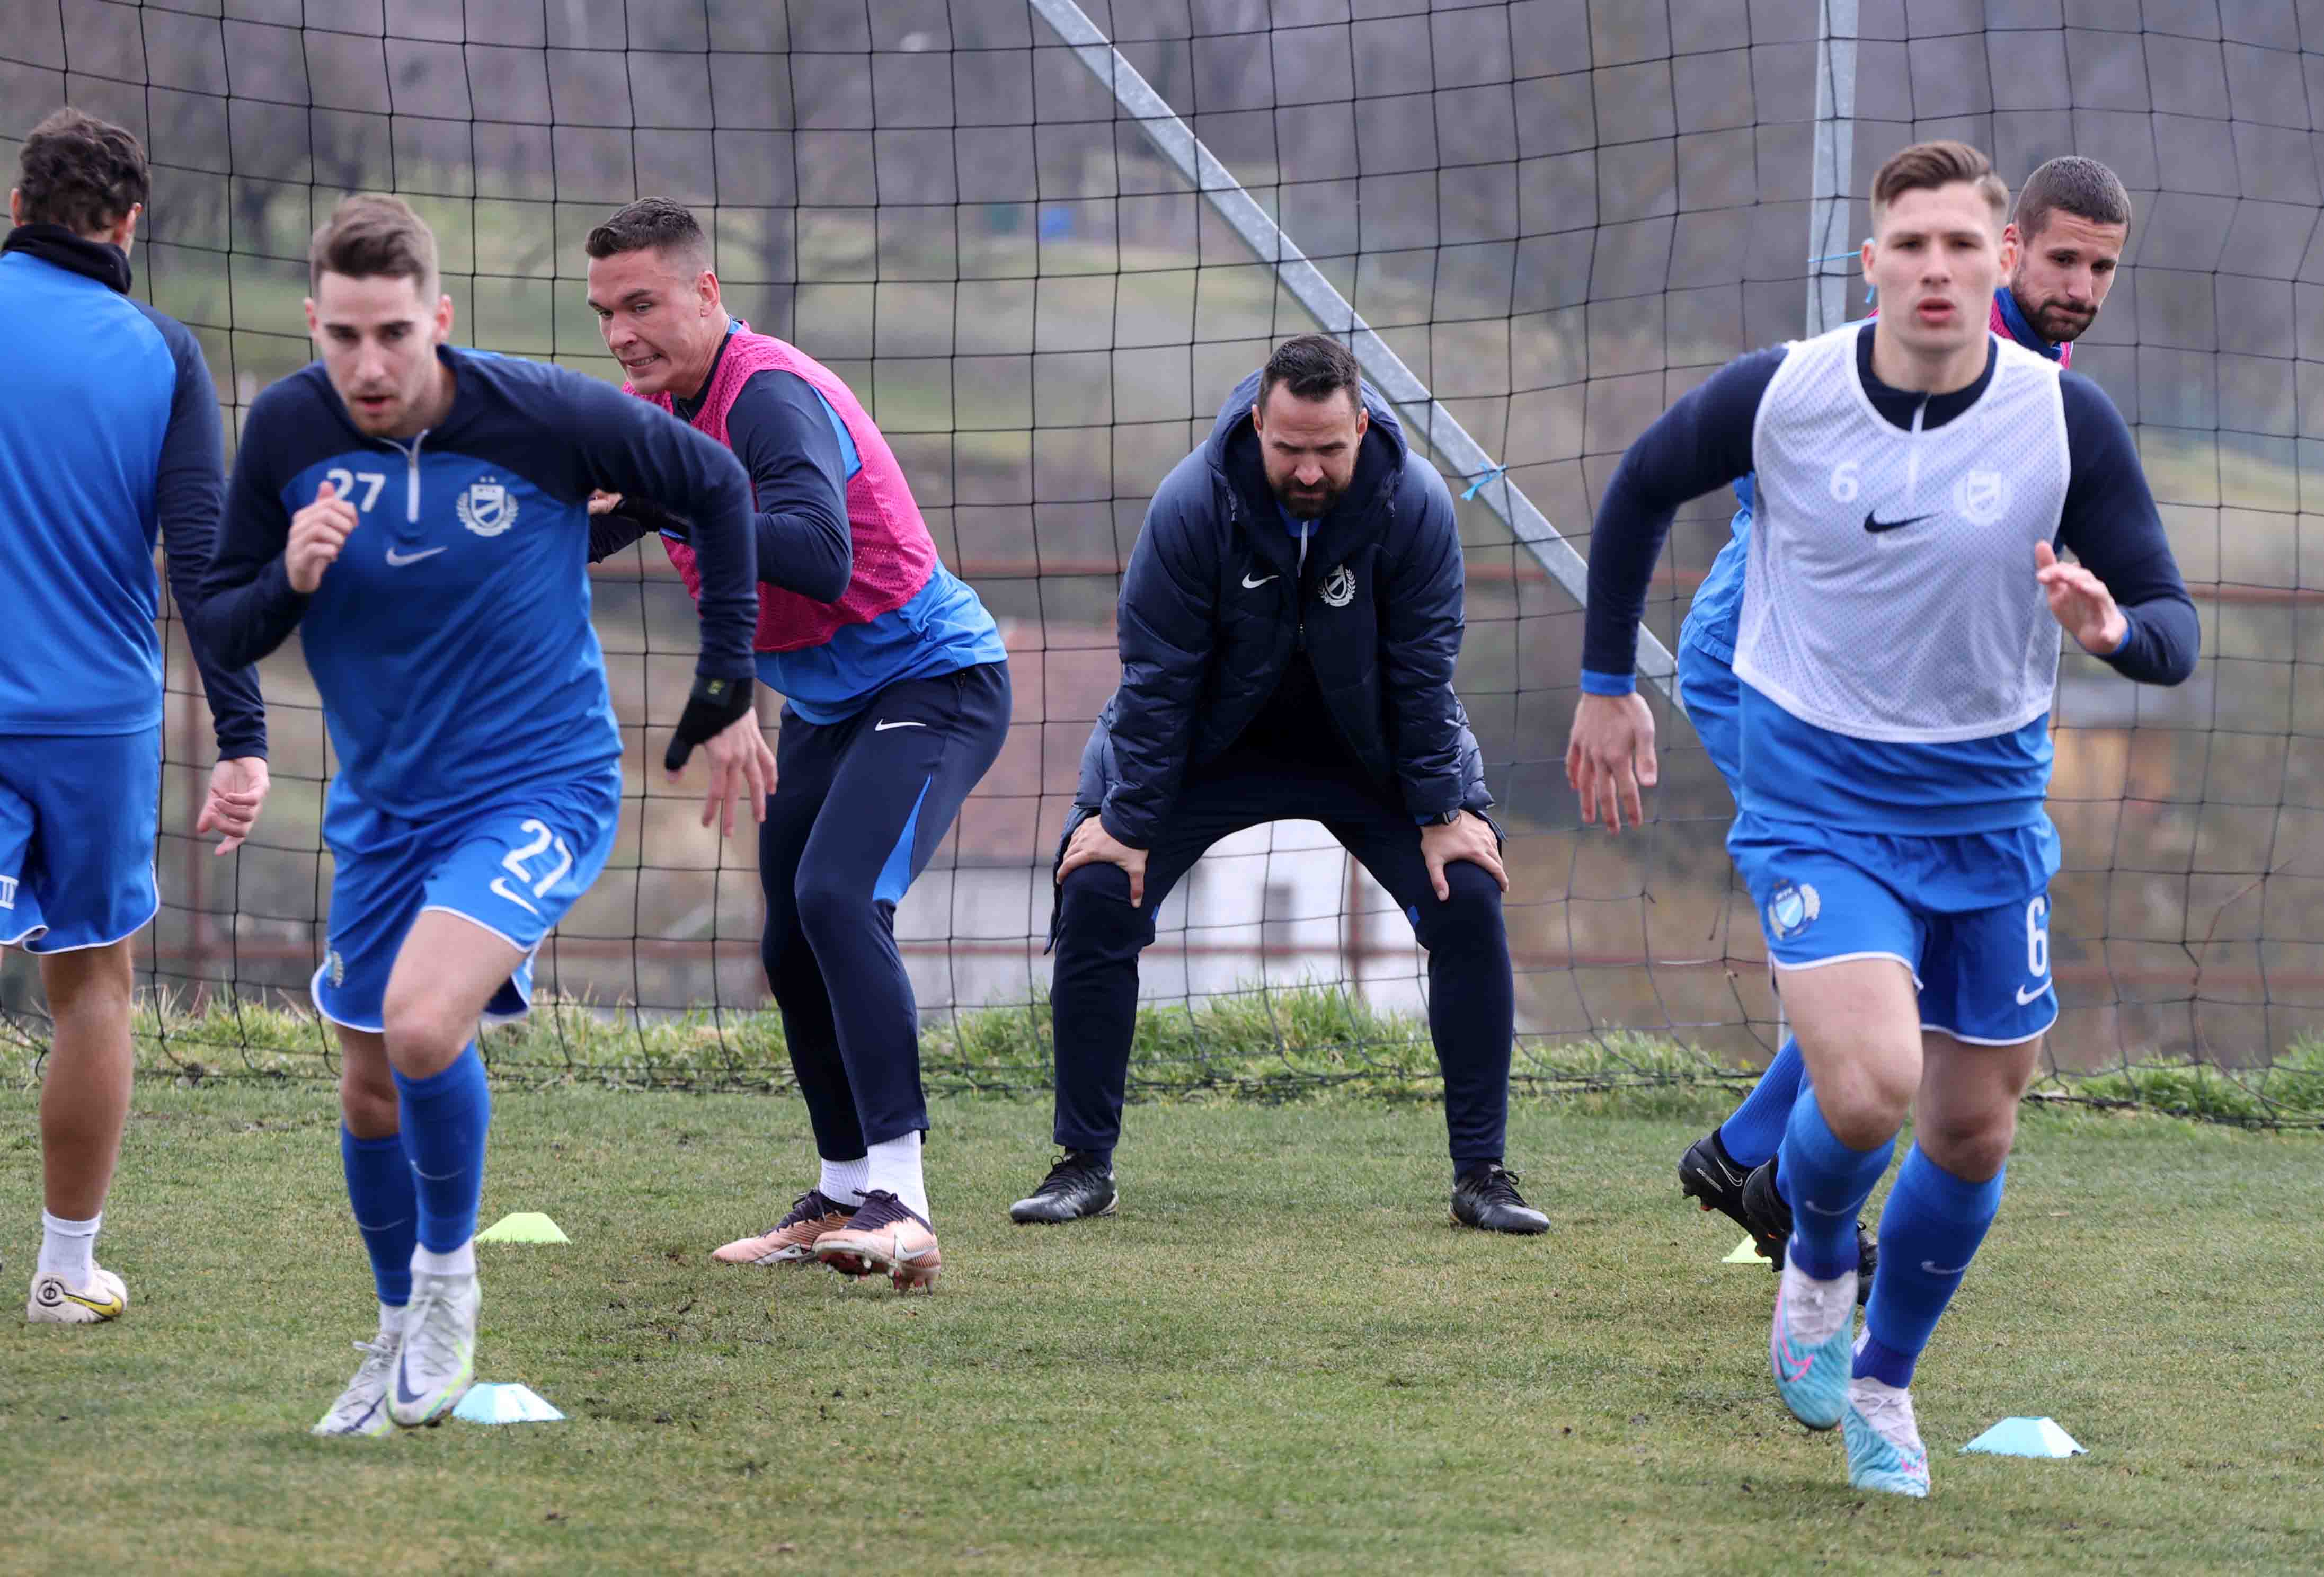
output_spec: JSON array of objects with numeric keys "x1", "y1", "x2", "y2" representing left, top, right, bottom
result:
[
  {"x1": 1727, "y1": 811, "x2": 2061, "y2": 1046},
  {"x1": 0, "y1": 728, "x2": 161, "y2": 953},
  {"x1": 313, "y1": 770, "x2": 620, "y2": 1032},
  {"x1": 1675, "y1": 637, "x2": 1744, "y2": 800}
]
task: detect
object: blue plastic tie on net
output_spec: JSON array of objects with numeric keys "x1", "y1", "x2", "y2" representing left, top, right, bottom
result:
[
  {"x1": 1461, "y1": 465, "x2": 1506, "y2": 501},
  {"x1": 1807, "y1": 250, "x2": 1857, "y2": 262}
]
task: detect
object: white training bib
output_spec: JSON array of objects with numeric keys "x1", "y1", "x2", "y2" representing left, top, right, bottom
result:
[{"x1": 1733, "y1": 323, "x2": 2071, "y2": 744}]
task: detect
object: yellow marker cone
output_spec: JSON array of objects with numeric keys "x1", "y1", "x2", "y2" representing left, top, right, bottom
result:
[{"x1": 477, "y1": 1211, "x2": 570, "y2": 1244}]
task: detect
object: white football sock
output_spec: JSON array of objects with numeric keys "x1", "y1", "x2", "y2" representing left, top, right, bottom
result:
[
  {"x1": 378, "y1": 1301, "x2": 407, "y2": 1341},
  {"x1": 411, "y1": 1241, "x2": 475, "y2": 1278},
  {"x1": 37, "y1": 1210, "x2": 99, "y2": 1281},
  {"x1": 818, "y1": 1154, "x2": 870, "y2": 1208},
  {"x1": 864, "y1": 1132, "x2": 929, "y2": 1222}
]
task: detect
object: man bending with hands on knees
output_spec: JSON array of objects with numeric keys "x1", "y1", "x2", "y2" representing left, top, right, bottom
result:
[
  {"x1": 1568, "y1": 141, "x2": 2194, "y2": 1495},
  {"x1": 194, "y1": 194, "x2": 771, "y2": 1435},
  {"x1": 1014, "y1": 333, "x2": 1544, "y2": 1236}
]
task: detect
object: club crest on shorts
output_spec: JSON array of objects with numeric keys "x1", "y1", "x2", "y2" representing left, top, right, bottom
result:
[
  {"x1": 0, "y1": 874, "x2": 14, "y2": 909},
  {"x1": 327, "y1": 949, "x2": 345, "y2": 987},
  {"x1": 457, "y1": 477, "x2": 518, "y2": 537},
  {"x1": 1321, "y1": 563, "x2": 1355, "y2": 607},
  {"x1": 1766, "y1": 880, "x2": 1820, "y2": 940}
]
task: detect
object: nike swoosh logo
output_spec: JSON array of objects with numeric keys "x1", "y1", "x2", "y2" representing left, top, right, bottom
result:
[
  {"x1": 385, "y1": 546, "x2": 447, "y2": 566},
  {"x1": 1920, "y1": 1260, "x2": 1973, "y2": 1275},
  {"x1": 60, "y1": 1290, "x2": 123, "y2": 1315},
  {"x1": 490, "y1": 876, "x2": 543, "y2": 916},
  {"x1": 873, "y1": 720, "x2": 925, "y2": 731},
  {"x1": 1862, "y1": 511, "x2": 1934, "y2": 535},
  {"x1": 1797, "y1": 1197, "x2": 1853, "y2": 1217},
  {"x1": 394, "y1": 1353, "x2": 429, "y2": 1407},
  {"x1": 1241, "y1": 572, "x2": 1278, "y2": 588},
  {"x1": 2016, "y1": 981, "x2": 2050, "y2": 1005}
]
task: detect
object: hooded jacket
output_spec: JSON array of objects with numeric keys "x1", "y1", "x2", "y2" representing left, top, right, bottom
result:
[{"x1": 1084, "y1": 369, "x2": 1491, "y2": 847}]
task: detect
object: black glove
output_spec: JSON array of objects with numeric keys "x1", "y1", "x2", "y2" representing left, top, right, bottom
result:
[{"x1": 664, "y1": 672, "x2": 757, "y2": 771}]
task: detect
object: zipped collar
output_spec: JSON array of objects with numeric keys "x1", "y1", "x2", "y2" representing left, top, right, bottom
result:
[
  {"x1": 1852, "y1": 320, "x2": 1995, "y2": 434},
  {"x1": 1209, "y1": 370, "x2": 1406, "y2": 580},
  {"x1": 1992, "y1": 285, "x2": 2065, "y2": 362},
  {"x1": 1, "y1": 223, "x2": 131, "y2": 294}
]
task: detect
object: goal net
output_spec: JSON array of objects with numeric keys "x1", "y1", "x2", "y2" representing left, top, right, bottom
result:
[{"x1": 0, "y1": 0, "x2": 2315, "y2": 1122}]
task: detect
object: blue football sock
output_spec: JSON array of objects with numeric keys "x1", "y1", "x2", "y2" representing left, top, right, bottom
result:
[
  {"x1": 1718, "y1": 1036, "x2": 1806, "y2": 1168},
  {"x1": 340, "y1": 1126, "x2": 417, "y2": 1307},
  {"x1": 1776, "y1": 1085, "x2": 1895, "y2": 1280},
  {"x1": 1858, "y1": 1146, "x2": 2005, "y2": 1388},
  {"x1": 393, "y1": 1043, "x2": 492, "y2": 1253}
]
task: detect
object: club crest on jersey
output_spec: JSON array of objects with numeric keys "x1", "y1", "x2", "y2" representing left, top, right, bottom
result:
[
  {"x1": 1321, "y1": 563, "x2": 1356, "y2": 608},
  {"x1": 1954, "y1": 467, "x2": 2009, "y2": 525},
  {"x1": 1766, "y1": 881, "x2": 1820, "y2": 941},
  {"x1": 457, "y1": 477, "x2": 518, "y2": 537}
]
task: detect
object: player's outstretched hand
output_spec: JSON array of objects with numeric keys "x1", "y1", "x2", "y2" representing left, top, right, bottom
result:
[
  {"x1": 196, "y1": 755, "x2": 270, "y2": 856},
  {"x1": 1565, "y1": 690, "x2": 1658, "y2": 834},
  {"x1": 1420, "y1": 810, "x2": 1507, "y2": 901},
  {"x1": 588, "y1": 490, "x2": 624, "y2": 515},
  {"x1": 285, "y1": 479, "x2": 360, "y2": 593},
  {"x1": 2035, "y1": 540, "x2": 2129, "y2": 655},
  {"x1": 1057, "y1": 814, "x2": 1149, "y2": 907}
]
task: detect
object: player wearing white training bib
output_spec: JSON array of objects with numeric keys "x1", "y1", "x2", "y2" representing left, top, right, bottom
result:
[
  {"x1": 1673, "y1": 157, "x2": 2136, "y2": 1281},
  {"x1": 1738, "y1": 326, "x2": 2068, "y2": 748},
  {"x1": 1567, "y1": 141, "x2": 2196, "y2": 1499}
]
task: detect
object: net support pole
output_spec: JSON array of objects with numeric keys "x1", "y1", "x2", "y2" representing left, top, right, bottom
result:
[
  {"x1": 1805, "y1": 0, "x2": 1861, "y2": 334},
  {"x1": 1026, "y1": 0, "x2": 1677, "y2": 699},
  {"x1": 1783, "y1": 0, "x2": 1859, "y2": 1059}
]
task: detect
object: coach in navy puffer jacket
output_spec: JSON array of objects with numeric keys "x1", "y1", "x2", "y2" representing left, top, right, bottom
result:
[
  {"x1": 1008, "y1": 334, "x2": 1546, "y2": 1239},
  {"x1": 1076, "y1": 363, "x2": 1492, "y2": 838}
]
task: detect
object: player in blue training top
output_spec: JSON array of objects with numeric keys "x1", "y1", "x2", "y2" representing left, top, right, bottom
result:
[
  {"x1": 580, "y1": 199, "x2": 1012, "y2": 1291},
  {"x1": 1567, "y1": 141, "x2": 2195, "y2": 1496},
  {"x1": 0, "y1": 110, "x2": 271, "y2": 1325},
  {"x1": 192, "y1": 195, "x2": 773, "y2": 1436},
  {"x1": 1674, "y1": 155, "x2": 2138, "y2": 1277}
]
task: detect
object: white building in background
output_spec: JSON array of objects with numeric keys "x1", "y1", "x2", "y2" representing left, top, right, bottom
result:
[
  {"x1": 893, "y1": 828, "x2": 1430, "y2": 1025},
  {"x1": 890, "y1": 618, "x2": 1433, "y2": 1024}
]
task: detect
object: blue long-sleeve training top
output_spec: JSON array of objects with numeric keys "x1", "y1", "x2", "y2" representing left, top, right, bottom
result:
[
  {"x1": 1583, "y1": 324, "x2": 2197, "y2": 690},
  {"x1": 590, "y1": 359, "x2": 854, "y2": 603},
  {"x1": 0, "y1": 225, "x2": 267, "y2": 758},
  {"x1": 1582, "y1": 323, "x2": 2198, "y2": 834},
  {"x1": 587, "y1": 326, "x2": 1006, "y2": 722},
  {"x1": 194, "y1": 346, "x2": 756, "y2": 829}
]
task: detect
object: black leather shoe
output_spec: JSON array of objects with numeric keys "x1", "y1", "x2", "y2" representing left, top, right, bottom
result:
[
  {"x1": 1741, "y1": 1156, "x2": 1878, "y2": 1301},
  {"x1": 1450, "y1": 1164, "x2": 1549, "y2": 1235},
  {"x1": 1009, "y1": 1150, "x2": 1119, "y2": 1224}
]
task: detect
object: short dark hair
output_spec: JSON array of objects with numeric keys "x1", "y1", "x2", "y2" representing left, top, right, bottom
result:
[
  {"x1": 2012, "y1": 156, "x2": 2133, "y2": 244},
  {"x1": 1870, "y1": 139, "x2": 2008, "y2": 228},
  {"x1": 584, "y1": 197, "x2": 709, "y2": 271},
  {"x1": 15, "y1": 108, "x2": 149, "y2": 235},
  {"x1": 1257, "y1": 333, "x2": 1363, "y2": 414},
  {"x1": 309, "y1": 193, "x2": 438, "y2": 293}
]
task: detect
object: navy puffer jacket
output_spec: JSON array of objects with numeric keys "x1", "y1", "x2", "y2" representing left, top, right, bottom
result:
[{"x1": 1081, "y1": 370, "x2": 1491, "y2": 846}]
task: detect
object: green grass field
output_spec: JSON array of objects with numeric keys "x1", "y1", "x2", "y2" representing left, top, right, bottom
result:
[{"x1": 2, "y1": 1087, "x2": 2318, "y2": 1574}]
